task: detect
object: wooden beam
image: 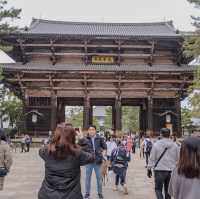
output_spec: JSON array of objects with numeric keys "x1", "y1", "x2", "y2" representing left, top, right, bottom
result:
[
  {"x1": 7, "y1": 78, "x2": 193, "y2": 84},
  {"x1": 19, "y1": 43, "x2": 153, "y2": 49},
  {"x1": 25, "y1": 51, "x2": 172, "y2": 58},
  {"x1": 21, "y1": 86, "x2": 187, "y2": 91}
]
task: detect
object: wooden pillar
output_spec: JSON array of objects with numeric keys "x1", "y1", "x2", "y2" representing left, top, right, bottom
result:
[
  {"x1": 115, "y1": 95, "x2": 122, "y2": 131},
  {"x1": 112, "y1": 105, "x2": 116, "y2": 131},
  {"x1": 147, "y1": 96, "x2": 153, "y2": 133},
  {"x1": 83, "y1": 94, "x2": 91, "y2": 129},
  {"x1": 51, "y1": 92, "x2": 57, "y2": 131},
  {"x1": 175, "y1": 97, "x2": 182, "y2": 137},
  {"x1": 140, "y1": 106, "x2": 146, "y2": 132},
  {"x1": 89, "y1": 105, "x2": 93, "y2": 126},
  {"x1": 22, "y1": 94, "x2": 29, "y2": 133}
]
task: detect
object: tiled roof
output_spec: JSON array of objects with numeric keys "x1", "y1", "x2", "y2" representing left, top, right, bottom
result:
[
  {"x1": 20, "y1": 18, "x2": 181, "y2": 38},
  {"x1": 2, "y1": 63, "x2": 196, "y2": 73}
]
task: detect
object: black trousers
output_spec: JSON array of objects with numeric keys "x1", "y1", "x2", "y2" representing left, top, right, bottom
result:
[
  {"x1": 145, "y1": 152, "x2": 150, "y2": 166},
  {"x1": 26, "y1": 143, "x2": 30, "y2": 152},
  {"x1": 154, "y1": 170, "x2": 171, "y2": 199},
  {"x1": 115, "y1": 168, "x2": 127, "y2": 186}
]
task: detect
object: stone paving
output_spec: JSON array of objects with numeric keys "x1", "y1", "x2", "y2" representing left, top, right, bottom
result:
[{"x1": 0, "y1": 148, "x2": 155, "y2": 199}]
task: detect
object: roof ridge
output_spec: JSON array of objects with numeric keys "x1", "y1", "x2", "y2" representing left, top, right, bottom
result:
[{"x1": 31, "y1": 18, "x2": 173, "y2": 27}]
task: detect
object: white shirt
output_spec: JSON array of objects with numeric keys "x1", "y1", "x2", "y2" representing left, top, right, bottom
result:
[{"x1": 106, "y1": 141, "x2": 117, "y2": 156}]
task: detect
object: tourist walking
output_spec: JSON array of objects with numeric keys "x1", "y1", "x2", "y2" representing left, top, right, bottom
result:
[
  {"x1": 0, "y1": 129, "x2": 13, "y2": 191},
  {"x1": 142, "y1": 135, "x2": 153, "y2": 167},
  {"x1": 110, "y1": 140, "x2": 129, "y2": 195},
  {"x1": 126, "y1": 135, "x2": 133, "y2": 159},
  {"x1": 84, "y1": 125, "x2": 107, "y2": 199},
  {"x1": 168, "y1": 136, "x2": 200, "y2": 199},
  {"x1": 20, "y1": 134, "x2": 26, "y2": 153},
  {"x1": 38, "y1": 123, "x2": 94, "y2": 199},
  {"x1": 147, "y1": 128, "x2": 179, "y2": 199},
  {"x1": 25, "y1": 134, "x2": 31, "y2": 152}
]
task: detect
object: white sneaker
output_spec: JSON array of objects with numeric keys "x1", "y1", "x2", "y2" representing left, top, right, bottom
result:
[
  {"x1": 123, "y1": 184, "x2": 128, "y2": 195},
  {"x1": 113, "y1": 185, "x2": 118, "y2": 191}
]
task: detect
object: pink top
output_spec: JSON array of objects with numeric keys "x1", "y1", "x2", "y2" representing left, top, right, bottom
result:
[{"x1": 126, "y1": 137, "x2": 133, "y2": 152}]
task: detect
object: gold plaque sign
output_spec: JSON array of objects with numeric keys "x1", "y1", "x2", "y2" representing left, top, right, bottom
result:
[{"x1": 92, "y1": 56, "x2": 114, "y2": 64}]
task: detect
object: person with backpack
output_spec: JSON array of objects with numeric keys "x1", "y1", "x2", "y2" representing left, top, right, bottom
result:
[
  {"x1": 147, "y1": 128, "x2": 179, "y2": 199},
  {"x1": 25, "y1": 134, "x2": 31, "y2": 152},
  {"x1": 168, "y1": 136, "x2": 200, "y2": 199},
  {"x1": 141, "y1": 135, "x2": 153, "y2": 167},
  {"x1": 110, "y1": 140, "x2": 130, "y2": 195}
]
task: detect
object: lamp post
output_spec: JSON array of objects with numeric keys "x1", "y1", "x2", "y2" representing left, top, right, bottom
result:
[
  {"x1": 166, "y1": 113, "x2": 172, "y2": 135},
  {"x1": 166, "y1": 114, "x2": 171, "y2": 123},
  {"x1": 32, "y1": 113, "x2": 38, "y2": 137}
]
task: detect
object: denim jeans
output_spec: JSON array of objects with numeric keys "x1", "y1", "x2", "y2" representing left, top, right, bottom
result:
[
  {"x1": 154, "y1": 171, "x2": 171, "y2": 199},
  {"x1": 85, "y1": 163, "x2": 102, "y2": 195},
  {"x1": 115, "y1": 168, "x2": 127, "y2": 186}
]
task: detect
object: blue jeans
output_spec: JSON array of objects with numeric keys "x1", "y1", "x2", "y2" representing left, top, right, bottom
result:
[{"x1": 85, "y1": 163, "x2": 102, "y2": 195}]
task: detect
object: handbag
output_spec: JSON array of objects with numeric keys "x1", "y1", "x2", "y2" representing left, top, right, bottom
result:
[{"x1": 0, "y1": 167, "x2": 8, "y2": 177}]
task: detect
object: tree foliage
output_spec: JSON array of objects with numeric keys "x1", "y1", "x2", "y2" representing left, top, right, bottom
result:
[
  {"x1": 104, "y1": 106, "x2": 140, "y2": 132},
  {"x1": 0, "y1": 94, "x2": 22, "y2": 127},
  {"x1": 65, "y1": 106, "x2": 100, "y2": 130},
  {"x1": 0, "y1": 0, "x2": 21, "y2": 33},
  {"x1": 184, "y1": 0, "x2": 200, "y2": 57},
  {"x1": 122, "y1": 106, "x2": 139, "y2": 132}
]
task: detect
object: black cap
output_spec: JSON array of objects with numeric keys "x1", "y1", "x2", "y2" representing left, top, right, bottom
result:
[{"x1": 160, "y1": 128, "x2": 170, "y2": 136}]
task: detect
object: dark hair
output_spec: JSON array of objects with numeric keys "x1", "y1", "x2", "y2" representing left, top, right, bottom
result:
[
  {"x1": 177, "y1": 137, "x2": 200, "y2": 178},
  {"x1": 160, "y1": 128, "x2": 170, "y2": 138},
  {"x1": 48, "y1": 123, "x2": 80, "y2": 159},
  {"x1": 88, "y1": 125, "x2": 96, "y2": 130}
]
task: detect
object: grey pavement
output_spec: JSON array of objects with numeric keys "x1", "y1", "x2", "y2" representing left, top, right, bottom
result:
[{"x1": 0, "y1": 148, "x2": 155, "y2": 199}]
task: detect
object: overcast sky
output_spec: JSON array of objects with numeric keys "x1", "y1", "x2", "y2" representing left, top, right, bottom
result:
[{"x1": 9, "y1": 0, "x2": 199, "y2": 31}]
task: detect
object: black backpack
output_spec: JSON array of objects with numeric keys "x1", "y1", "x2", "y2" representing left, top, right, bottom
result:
[
  {"x1": 146, "y1": 140, "x2": 153, "y2": 153},
  {"x1": 114, "y1": 147, "x2": 127, "y2": 164}
]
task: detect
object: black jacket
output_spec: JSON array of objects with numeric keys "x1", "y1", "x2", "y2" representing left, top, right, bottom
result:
[
  {"x1": 84, "y1": 134, "x2": 107, "y2": 164},
  {"x1": 38, "y1": 147, "x2": 94, "y2": 199}
]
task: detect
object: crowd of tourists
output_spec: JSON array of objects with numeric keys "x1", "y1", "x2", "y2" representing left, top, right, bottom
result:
[{"x1": 0, "y1": 124, "x2": 200, "y2": 199}]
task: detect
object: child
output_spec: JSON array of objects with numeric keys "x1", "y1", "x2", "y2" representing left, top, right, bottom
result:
[{"x1": 110, "y1": 140, "x2": 130, "y2": 195}]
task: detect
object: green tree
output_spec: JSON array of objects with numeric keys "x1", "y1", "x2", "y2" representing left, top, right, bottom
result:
[
  {"x1": 181, "y1": 107, "x2": 192, "y2": 127},
  {"x1": 184, "y1": 0, "x2": 200, "y2": 119},
  {"x1": 104, "y1": 106, "x2": 112, "y2": 130},
  {"x1": 104, "y1": 106, "x2": 140, "y2": 132},
  {"x1": 0, "y1": 0, "x2": 21, "y2": 33},
  {"x1": 188, "y1": 67, "x2": 200, "y2": 117},
  {"x1": 66, "y1": 106, "x2": 83, "y2": 127},
  {"x1": 0, "y1": 93, "x2": 23, "y2": 128},
  {"x1": 65, "y1": 106, "x2": 100, "y2": 130},
  {"x1": 122, "y1": 106, "x2": 139, "y2": 132},
  {"x1": 181, "y1": 107, "x2": 197, "y2": 134},
  {"x1": 184, "y1": 0, "x2": 200, "y2": 58}
]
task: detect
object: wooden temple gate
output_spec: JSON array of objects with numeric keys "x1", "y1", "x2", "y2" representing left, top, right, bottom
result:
[{"x1": 1, "y1": 19, "x2": 195, "y2": 136}]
